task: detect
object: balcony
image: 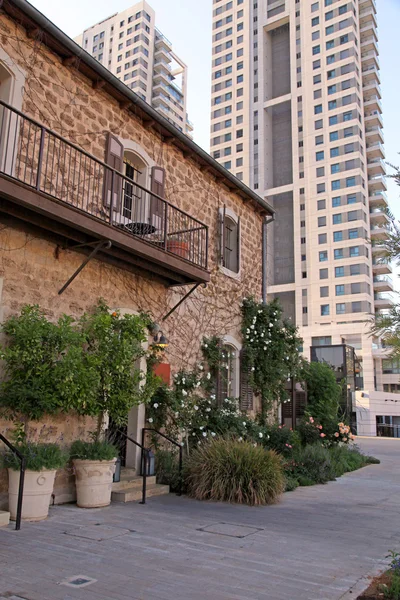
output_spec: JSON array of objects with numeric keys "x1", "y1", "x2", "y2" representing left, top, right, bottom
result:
[
  {"x1": 359, "y1": 6, "x2": 378, "y2": 29},
  {"x1": 374, "y1": 293, "x2": 394, "y2": 310},
  {"x1": 154, "y1": 46, "x2": 172, "y2": 65},
  {"x1": 373, "y1": 275, "x2": 394, "y2": 293},
  {"x1": 370, "y1": 206, "x2": 390, "y2": 225},
  {"x1": 372, "y1": 257, "x2": 392, "y2": 275},
  {"x1": 359, "y1": 0, "x2": 377, "y2": 11},
  {"x1": 366, "y1": 141, "x2": 385, "y2": 160},
  {"x1": 0, "y1": 101, "x2": 209, "y2": 286},
  {"x1": 153, "y1": 58, "x2": 171, "y2": 76},
  {"x1": 364, "y1": 95, "x2": 382, "y2": 114},
  {"x1": 362, "y1": 65, "x2": 381, "y2": 86},
  {"x1": 369, "y1": 189, "x2": 388, "y2": 207},
  {"x1": 368, "y1": 174, "x2": 387, "y2": 191},
  {"x1": 367, "y1": 157, "x2": 386, "y2": 176},
  {"x1": 363, "y1": 81, "x2": 381, "y2": 98},
  {"x1": 365, "y1": 125, "x2": 384, "y2": 145},
  {"x1": 361, "y1": 35, "x2": 378, "y2": 53},
  {"x1": 370, "y1": 223, "x2": 391, "y2": 241},
  {"x1": 365, "y1": 111, "x2": 383, "y2": 130},
  {"x1": 155, "y1": 28, "x2": 173, "y2": 53}
]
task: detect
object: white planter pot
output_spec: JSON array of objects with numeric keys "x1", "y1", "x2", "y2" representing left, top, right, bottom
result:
[
  {"x1": 8, "y1": 468, "x2": 56, "y2": 522},
  {"x1": 73, "y1": 459, "x2": 116, "y2": 508}
]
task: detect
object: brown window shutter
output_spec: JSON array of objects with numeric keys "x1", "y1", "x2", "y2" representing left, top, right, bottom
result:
[
  {"x1": 103, "y1": 132, "x2": 124, "y2": 212},
  {"x1": 239, "y1": 348, "x2": 253, "y2": 411},
  {"x1": 150, "y1": 166, "x2": 166, "y2": 231},
  {"x1": 219, "y1": 205, "x2": 226, "y2": 267},
  {"x1": 236, "y1": 215, "x2": 241, "y2": 273}
]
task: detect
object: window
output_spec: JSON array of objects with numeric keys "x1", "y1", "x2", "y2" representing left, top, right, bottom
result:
[
  {"x1": 336, "y1": 303, "x2": 346, "y2": 314},
  {"x1": 315, "y1": 119, "x2": 323, "y2": 130},
  {"x1": 350, "y1": 264, "x2": 361, "y2": 276},
  {"x1": 327, "y1": 69, "x2": 336, "y2": 79},
  {"x1": 330, "y1": 147, "x2": 339, "y2": 158},
  {"x1": 339, "y1": 4, "x2": 347, "y2": 15},
  {"x1": 332, "y1": 196, "x2": 341, "y2": 207},
  {"x1": 332, "y1": 180, "x2": 341, "y2": 191},
  {"x1": 328, "y1": 84, "x2": 337, "y2": 95},
  {"x1": 328, "y1": 100, "x2": 337, "y2": 110},
  {"x1": 312, "y1": 17, "x2": 320, "y2": 27},
  {"x1": 335, "y1": 267, "x2": 344, "y2": 277},
  {"x1": 320, "y1": 268, "x2": 328, "y2": 279},
  {"x1": 313, "y1": 45, "x2": 321, "y2": 55},
  {"x1": 321, "y1": 304, "x2": 330, "y2": 316},
  {"x1": 221, "y1": 209, "x2": 240, "y2": 274},
  {"x1": 223, "y1": 161, "x2": 231, "y2": 168},
  {"x1": 330, "y1": 131, "x2": 339, "y2": 141},
  {"x1": 311, "y1": 2, "x2": 319, "y2": 11},
  {"x1": 316, "y1": 135, "x2": 324, "y2": 145},
  {"x1": 320, "y1": 286, "x2": 329, "y2": 297},
  {"x1": 317, "y1": 183, "x2": 326, "y2": 194},
  {"x1": 346, "y1": 176, "x2": 356, "y2": 187},
  {"x1": 314, "y1": 74, "x2": 322, "y2": 84},
  {"x1": 333, "y1": 213, "x2": 342, "y2": 224},
  {"x1": 326, "y1": 25, "x2": 334, "y2": 35},
  {"x1": 343, "y1": 111, "x2": 353, "y2": 121},
  {"x1": 319, "y1": 233, "x2": 327, "y2": 244},
  {"x1": 334, "y1": 249, "x2": 344, "y2": 259},
  {"x1": 318, "y1": 216, "x2": 327, "y2": 227},
  {"x1": 334, "y1": 231, "x2": 343, "y2": 243},
  {"x1": 326, "y1": 40, "x2": 335, "y2": 50},
  {"x1": 329, "y1": 115, "x2": 338, "y2": 126},
  {"x1": 347, "y1": 194, "x2": 356, "y2": 204},
  {"x1": 312, "y1": 335, "x2": 332, "y2": 345},
  {"x1": 336, "y1": 284, "x2": 345, "y2": 296},
  {"x1": 318, "y1": 199, "x2": 326, "y2": 210},
  {"x1": 320, "y1": 251, "x2": 328, "y2": 262},
  {"x1": 348, "y1": 210, "x2": 358, "y2": 221},
  {"x1": 313, "y1": 60, "x2": 321, "y2": 69},
  {"x1": 331, "y1": 164, "x2": 340, "y2": 174},
  {"x1": 315, "y1": 104, "x2": 323, "y2": 114},
  {"x1": 351, "y1": 281, "x2": 361, "y2": 293},
  {"x1": 344, "y1": 127, "x2": 353, "y2": 138},
  {"x1": 351, "y1": 301, "x2": 362, "y2": 313},
  {"x1": 325, "y1": 10, "x2": 334, "y2": 20},
  {"x1": 348, "y1": 228, "x2": 359, "y2": 239},
  {"x1": 344, "y1": 143, "x2": 354, "y2": 154},
  {"x1": 317, "y1": 167, "x2": 325, "y2": 177}
]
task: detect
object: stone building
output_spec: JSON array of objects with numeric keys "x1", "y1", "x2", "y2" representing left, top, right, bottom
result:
[{"x1": 0, "y1": 0, "x2": 274, "y2": 507}]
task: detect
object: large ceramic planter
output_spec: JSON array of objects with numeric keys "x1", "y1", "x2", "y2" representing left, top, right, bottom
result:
[
  {"x1": 73, "y1": 459, "x2": 116, "y2": 508},
  {"x1": 8, "y1": 468, "x2": 56, "y2": 522}
]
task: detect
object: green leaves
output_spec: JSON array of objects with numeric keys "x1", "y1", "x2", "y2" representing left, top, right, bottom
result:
[
  {"x1": 0, "y1": 301, "x2": 156, "y2": 429},
  {"x1": 0, "y1": 442, "x2": 68, "y2": 471},
  {"x1": 241, "y1": 297, "x2": 303, "y2": 420}
]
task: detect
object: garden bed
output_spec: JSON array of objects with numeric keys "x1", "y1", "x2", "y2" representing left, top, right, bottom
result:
[{"x1": 357, "y1": 571, "x2": 393, "y2": 599}]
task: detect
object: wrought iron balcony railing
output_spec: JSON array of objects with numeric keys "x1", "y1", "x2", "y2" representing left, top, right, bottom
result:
[{"x1": 0, "y1": 101, "x2": 208, "y2": 271}]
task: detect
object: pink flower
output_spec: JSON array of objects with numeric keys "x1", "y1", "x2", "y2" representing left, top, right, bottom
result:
[
  {"x1": 318, "y1": 425, "x2": 323, "y2": 430},
  {"x1": 278, "y1": 426, "x2": 282, "y2": 429},
  {"x1": 309, "y1": 417, "x2": 314, "y2": 423},
  {"x1": 343, "y1": 437, "x2": 347, "y2": 442},
  {"x1": 320, "y1": 433, "x2": 326, "y2": 438},
  {"x1": 334, "y1": 432, "x2": 339, "y2": 438}
]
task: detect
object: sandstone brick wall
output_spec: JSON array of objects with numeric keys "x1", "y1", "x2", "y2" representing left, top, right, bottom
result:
[{"x1": 0, "y1": 13, "x2": 265, "y2": 508}]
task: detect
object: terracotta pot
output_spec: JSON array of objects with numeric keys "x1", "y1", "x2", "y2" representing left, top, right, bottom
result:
[
  {"x1": 73, "y1": 459, "x2": 116, "y2": 508},
  {"x1": 167, "y1": 240, "x2": 189, "y2": 259},
  {"x1": 8, "y1": 468, "x2": 56, "y2": 522}
]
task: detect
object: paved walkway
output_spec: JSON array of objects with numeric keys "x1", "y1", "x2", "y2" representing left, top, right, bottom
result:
[{"x1": 0, "y1": 438, "x2": 399, "y2": 600}]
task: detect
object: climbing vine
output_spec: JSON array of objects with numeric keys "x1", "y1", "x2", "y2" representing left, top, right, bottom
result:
[{"x1": 241, "y1": 297, "x2": 304, "y2": 422}]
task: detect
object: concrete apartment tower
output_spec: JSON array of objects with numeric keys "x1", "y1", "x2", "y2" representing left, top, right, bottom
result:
[
  {"x1": 210, "y1": 0, "x2": 392, "y2": 394},
  {"x1": 74, "y1": 1, "x2": 194, "y2": 137}
]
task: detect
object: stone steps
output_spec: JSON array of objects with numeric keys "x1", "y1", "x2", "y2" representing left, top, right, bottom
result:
[
  {"x1": 112, "y1": 475, "x2": 156, "y2": 492},
  {"x1": 111, "y1": 483, "x2": 170, "y2": 503},
  {"x1": 0, "y1": 511, "x2": 10, "y2": 527}
]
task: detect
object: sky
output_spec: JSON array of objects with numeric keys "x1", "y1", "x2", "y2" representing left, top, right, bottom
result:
[{"x1": 29, "y1": 0, "x2": 400, "y2": 223}]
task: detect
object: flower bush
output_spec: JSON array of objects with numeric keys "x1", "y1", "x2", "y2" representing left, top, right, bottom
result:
[
  {"x1": 241, "y1": 298, "x2": 303, "y2": 421},
  {"x1": 185, "y1": 438, "x2": 285, "y2": 505},
  {"x1": 298, "y1": 414, "x2": 354, "y2": 447}
]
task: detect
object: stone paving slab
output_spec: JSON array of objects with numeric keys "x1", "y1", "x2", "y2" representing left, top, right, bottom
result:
[{"x1": 0, "y1": 438, "x2": 399, "y2": 600}]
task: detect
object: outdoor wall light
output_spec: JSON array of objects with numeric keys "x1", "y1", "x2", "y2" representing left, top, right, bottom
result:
[{"x1": 153, "y1": 331, "x2": 168, "y2": 349}]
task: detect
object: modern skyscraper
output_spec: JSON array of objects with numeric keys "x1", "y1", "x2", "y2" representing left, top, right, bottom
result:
[
  {"x1": 75, "y1": 1, "x2": 194, "y2": 137},
  {"x1": 210, "y1": 0, "x2": 391, "y2": 393}
]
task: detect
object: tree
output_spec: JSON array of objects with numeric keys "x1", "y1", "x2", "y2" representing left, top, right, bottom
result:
[
  {"x1": 300, "y1": 361, "x2": 342, "y2": 433},
  {"x1": 372, "y1": 160, "x2": 400, "y2": 359}
]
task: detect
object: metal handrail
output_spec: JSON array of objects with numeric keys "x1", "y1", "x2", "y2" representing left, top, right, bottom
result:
[
  {"x1": 0, "y1": 100, "x2": 209, "y2": 270},
  {"x1": 116, "y1": 430, "x2": 150, "y2": 504},
  {"x1": 142, "y1": 428, "x2": 183, "y2": 496},
  {"x1": 0, "y1": 433, "x2": 25, "y2": 530}
]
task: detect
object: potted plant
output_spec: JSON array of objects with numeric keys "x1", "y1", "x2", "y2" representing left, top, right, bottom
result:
[
  {"x1": 69, "y1": 301, "x2": 159, "y2": 509},
  {"x1": 70, "y1": 439, "x2": 118, "y2": 508},
  {"x1": 167, "y1": 238, "x2": 190, "y2": 259},
  {"x1": 1, "y1": 440, "x2": 68, "y2": 521}
]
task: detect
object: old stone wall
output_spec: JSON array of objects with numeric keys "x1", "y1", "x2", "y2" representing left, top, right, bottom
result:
[{"x1": 0, "y1": 13, "x2": 265, "y2": 508}]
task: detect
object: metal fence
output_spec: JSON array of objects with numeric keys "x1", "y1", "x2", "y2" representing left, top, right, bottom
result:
[{"x1": 0, "y1": 100, "x2": 208, "y2": 270}]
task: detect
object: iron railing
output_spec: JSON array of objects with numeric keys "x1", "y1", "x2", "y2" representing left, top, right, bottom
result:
[
  {"x1": 142, "y1": 428, "x2": 183, "y2": 496},
  {"x1": 0, "y1": 100, "x2": 208, "y2": 270},
  {"x1": 0, "y1": 433, "x2": 25, "y2": 530},
  {"x1": 117, "y1": 430, "x2": 150, "y2": 504}
]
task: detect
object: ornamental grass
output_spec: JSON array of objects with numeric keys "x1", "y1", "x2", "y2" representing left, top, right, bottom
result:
[{"x1": 185, "y1": 438, "x2": 285, "y2": 506}]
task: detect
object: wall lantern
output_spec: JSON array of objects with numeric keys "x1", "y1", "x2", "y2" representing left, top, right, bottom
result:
[{"x1": 153, "y1": 330, "x2": 168, "y2": 349}]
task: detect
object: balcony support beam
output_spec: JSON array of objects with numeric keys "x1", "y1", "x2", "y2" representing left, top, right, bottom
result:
[{"x1": 58, "y1": 240, "x2": 112, "y2": 295}]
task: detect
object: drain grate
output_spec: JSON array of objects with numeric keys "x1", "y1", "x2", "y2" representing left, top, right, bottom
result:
[
  {"x1": 60, "y1": 575, "x2": 97, "y2": 589},
  {"x1": 197, "y1": 522, "x2": 263, "y2": 538}
]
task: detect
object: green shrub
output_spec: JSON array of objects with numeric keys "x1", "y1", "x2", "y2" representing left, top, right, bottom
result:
[
  {"x1": 284, "y1": 476, "x2": 299, "y2": 492},
  {"x1": 185, "y1": 438, "x2": 284, "y2": 506},
  {"x1": 262, "y1": 424, "x2": 300, "y2": 456},
  {"x1": 366, "y1": 455, "x2": 380, "y2": 465},
  {"x1": 1, "y1": 442, "x2": 68, "y2": 471},
  {"x1": 297, "y1": 416, "x2": 323, "y2": 446},
  {"x1": 291, "y1": 444, "x2": 334, "y2": 484},
  {"x1": 155, "y1": 448, "x2": 185, "y2": 493},
  {"x1": 70, "y1": 439, "x2": 118, "y2": 461}
]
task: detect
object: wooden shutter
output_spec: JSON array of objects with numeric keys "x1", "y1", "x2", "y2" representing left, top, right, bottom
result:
[
  {"x1": 103, "y1": 132, "x2": 124, "y2": 212},
  {"x1": 150, "y1": 166, "x2": 165, "y2": 230},
  {"x1": 235, "y1": 215, "x2": 241, "y2": 273},
  {"x1": 219, "y1": 205, "x2": 226, "y2": 267},
  {"x1": 239, "y1": 348, "x2": 253, "y2": 411}
]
